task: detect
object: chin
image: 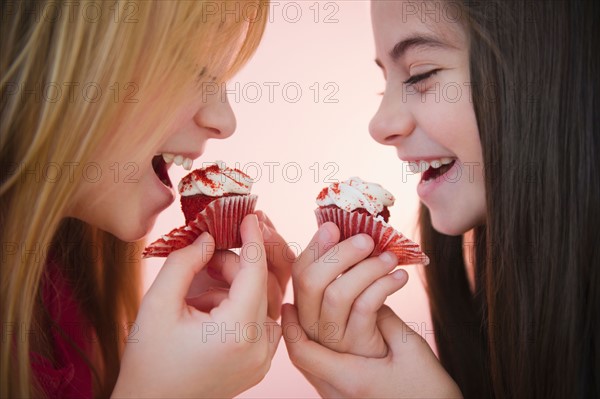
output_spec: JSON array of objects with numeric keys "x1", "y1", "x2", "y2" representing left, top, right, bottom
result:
[
  {"x1": 431, "y1": 221, "x2": 466, "y2": 236},
  {"x1": 430, "y1": 212, "x2": 482, "y2": 237},
  {"x1": 111, "y1": 214, "x2": 158, "y2": 242}
]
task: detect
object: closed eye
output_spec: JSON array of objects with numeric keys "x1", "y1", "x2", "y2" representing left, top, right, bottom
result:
[
  {"x1": 378, "y1": 68, "x2": 442, "y2": 96},
  {"x1": 403, "y1": 68, "x2": 442, "y2": 86}
]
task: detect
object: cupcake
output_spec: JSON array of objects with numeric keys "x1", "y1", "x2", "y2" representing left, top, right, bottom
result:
[
  {"x1": 143, "y1": 161, "x2": 258, "y2": 258},
  {"x1": 315, "y1": 177, "x2": 429, "y2": 265}
]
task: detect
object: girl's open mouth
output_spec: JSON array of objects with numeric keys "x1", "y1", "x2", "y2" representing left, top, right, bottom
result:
[
  {"x1": 421, "y1": 159, "x2": 456, "y2": 183},
  {"x1": 152, "y1": 155, "x2": 172, "y2": 188}
]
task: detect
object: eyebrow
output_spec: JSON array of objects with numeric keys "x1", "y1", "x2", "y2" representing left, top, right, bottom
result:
[{"x1": 375, "y1": 34, "x2": 453, "y2": 68}]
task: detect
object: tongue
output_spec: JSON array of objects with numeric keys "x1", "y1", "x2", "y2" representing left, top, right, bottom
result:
[{"x1": 152, "y1": 155, "x2": 172, "y2": 188}]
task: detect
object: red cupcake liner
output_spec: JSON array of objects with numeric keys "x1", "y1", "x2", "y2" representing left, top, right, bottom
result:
[
  {"x1": 189, "y1": 194, "x2": 258, "y2": 250},
  {"x1": 143, "y1": 195, "x2": 258, "y2": 258},
  {"x1": 315, "y1": 207, "x2": 429, "y2": 266}
]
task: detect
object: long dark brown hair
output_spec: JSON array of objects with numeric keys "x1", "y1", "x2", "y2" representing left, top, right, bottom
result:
[{"x1": 421, "y1": 1, "x2": 599, "y2": 398}]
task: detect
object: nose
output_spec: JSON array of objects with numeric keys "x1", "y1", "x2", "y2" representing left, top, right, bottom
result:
[
  {"x1": 194, "y1": 88, "x2": 236, "y2": 139},
  {"x1": 369, "y1": 91, "x2": 416, "y2": 145}
]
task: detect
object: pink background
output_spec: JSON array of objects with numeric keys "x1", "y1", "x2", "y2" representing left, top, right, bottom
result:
[{"x1": 143, "y1": 2, "x2": 433, "y2": 397}]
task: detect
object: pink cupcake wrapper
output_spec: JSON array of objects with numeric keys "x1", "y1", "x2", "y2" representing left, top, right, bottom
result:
[
  {"x1": 315, "y1": 207, "x2": 429, "y2": 266},
  {"x1": 188, "y1": 194, "x2": 258, "y2": 250},
  {"x1": 143, "y1": 195, "x2": 258, "y2": 258}
]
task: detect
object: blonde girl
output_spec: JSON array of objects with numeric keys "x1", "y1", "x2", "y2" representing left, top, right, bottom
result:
[
  {"x1": 1, "y1": 1, "x2": 292, "y2": 397},
  {"x1": 285, "y1": 0, "x2": 599, "y2": 398}
]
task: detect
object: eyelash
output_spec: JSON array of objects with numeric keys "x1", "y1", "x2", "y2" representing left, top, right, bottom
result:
[
  {"x1": 403, "y1": 68, "x2": 441, "y2": 85},
  {"x1": 377, "y1": 68, "x2": 442, "y2": 96}
]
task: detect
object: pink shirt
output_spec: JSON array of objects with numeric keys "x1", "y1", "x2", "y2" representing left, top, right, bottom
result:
[{"x1": 31, "y1": 257, "x2": 93, "y2": 398}]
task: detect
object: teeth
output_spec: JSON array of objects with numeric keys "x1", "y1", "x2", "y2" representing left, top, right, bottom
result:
[
  {"x1": 160, "y1": 153, "x2": 194, "y2": 170},
  {"x1": 162, "y1": 152, "x2": 194, "y2": 170},
  {"x1": 407, "y1": 157, "x2": 455, "y2": 173},
  {"x1": 408, "y1": 161, "x2": 430, "y2": 174},
  {"x1": 182, "y1": 158, "x2": 193, "y2": 171},
  {"x1": 408, "y1": 162, "x2": 420, "y2": 174}
]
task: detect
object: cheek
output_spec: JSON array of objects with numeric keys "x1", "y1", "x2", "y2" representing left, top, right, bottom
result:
[
  {"x1": 445, "y1": 94, "x2": 475, "y2": 127},
  {"x1": 422, "y1": 91, "x2": 480, "y2": 157}
]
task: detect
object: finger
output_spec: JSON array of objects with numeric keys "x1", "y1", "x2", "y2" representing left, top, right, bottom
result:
[
  {"x1": 267, "y1": 272, "x2": 283, "y2": 320},
  {"x1": 187, "y1": 268, "x2": 229, "y2": 298},
  {"x1": 319, "y1": 252, "x2": 398, "y2": 336},
  {"x1": 282, "y1": 304, "x2": 362, "y2": 385},
  {"x1": 206, "y1": 250, "x2": 241, "y2": 285},
  {"x1": 226, "y1": 214, "x2": 268, "y2": 321},
  {"x1": 294, "y1": 222, "x2": 340, "y2": 275},
  {"x1": 206, "y1": 265, "x2": 226, "y2": 283},
  {"x1": 207, "y1": 249, "x2": 283, "y2": 319},
  {"x1": 146, "y1": 232, "x2": 215, "y2": 311},
  {"x1": 294, "y1": 234, "x2": 374, "y2": 334},
  {"x1": 185, "y1": 289, "x2": 229, "y2": 312},
  {"x1": 347, "y1": 269, "x2": 409, "y2": 336},
  {"x1": 264, "y1": 316, "x2": 282, "y2": 361},
  {"x1": 255, "y1": 209, "x2": 274, "y2": 229},
  {"x1": 376, "y1": 305, "x2": 423, "y2": 356},
  {"x1": 257, "y1": 211, "x2": 294, "y2": 296}
]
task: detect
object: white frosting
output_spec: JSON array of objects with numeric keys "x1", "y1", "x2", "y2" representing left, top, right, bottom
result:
[
  {"x1": 178, "y1": 161, "x2": 253, "y2": 196},
  {"x1": 316, "y1": 177, "x2": 394, "y2": 215}
]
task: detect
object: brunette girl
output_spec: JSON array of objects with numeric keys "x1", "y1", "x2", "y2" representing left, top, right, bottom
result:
[
  {"x1": 285, "y1": 1, "x2": 599, "y2": 397},
  {"x1": 1, "y1": 1, "x2": 292, "y2": 397}
]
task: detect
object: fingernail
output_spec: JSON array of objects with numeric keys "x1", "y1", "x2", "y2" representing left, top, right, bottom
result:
[
  {"x1": 378, "y1": 251, "x2": 397, "y2": 266},
  {"x1": 318, "y1": 224, "x2": 332, "y2": 241},
  {"x1": 256, "y1": 211, "x2": 266, "y2": 222},
  {"x1": 352, "y1": 234, "x2": 370, "y2": 250},
  {"x1": 392, "y1": 269, "x2": 407, "y2": 280}
]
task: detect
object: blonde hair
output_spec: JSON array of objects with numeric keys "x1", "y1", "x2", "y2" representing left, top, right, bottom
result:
[{"x1": 0, "y1": 0, "x2": 268, "y2": 396}]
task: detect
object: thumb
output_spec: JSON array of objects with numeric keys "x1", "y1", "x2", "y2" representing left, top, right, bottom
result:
[
  {"x1": 376, "y1": 305, "x2": 424, "y2": 356},
  {"x1": 282, "y1": 304, "x2": 353, "y2": 385},
  {"x1": 146, "y1": 232, "x2": 215, "y2": 310}
]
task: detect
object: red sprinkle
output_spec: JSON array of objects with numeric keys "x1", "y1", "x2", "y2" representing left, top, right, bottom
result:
[
  {"x1": 316, "y1": 187, "x2": 328, "y2": 200},
  {"x1": 180, "y1": 164, "x2": 250, "y2": 192}
]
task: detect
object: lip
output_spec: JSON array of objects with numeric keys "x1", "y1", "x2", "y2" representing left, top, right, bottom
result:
[
  {"x1": 150, "y1": 147, "x2": 205, "y2": 203},
  {"x1": 151, "y1": 151, "x2": 201, "y2": 206},
  {"x1": 416, "y1": 159, "x2": 460, "y2": 199},
  {"x1": 156, "y1": 151, "x2": 204, "y2": 160},
  {"x1": 400, "y1": 155, "x2": 456, "y2": 163},
  {"x1": 152, "y1": 164, "x2": 176, "y2": 204}
]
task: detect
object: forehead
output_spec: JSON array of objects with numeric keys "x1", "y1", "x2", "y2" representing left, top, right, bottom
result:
[{"x1": 371, "y1": 1, "x2": 466, "y2": 51}]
